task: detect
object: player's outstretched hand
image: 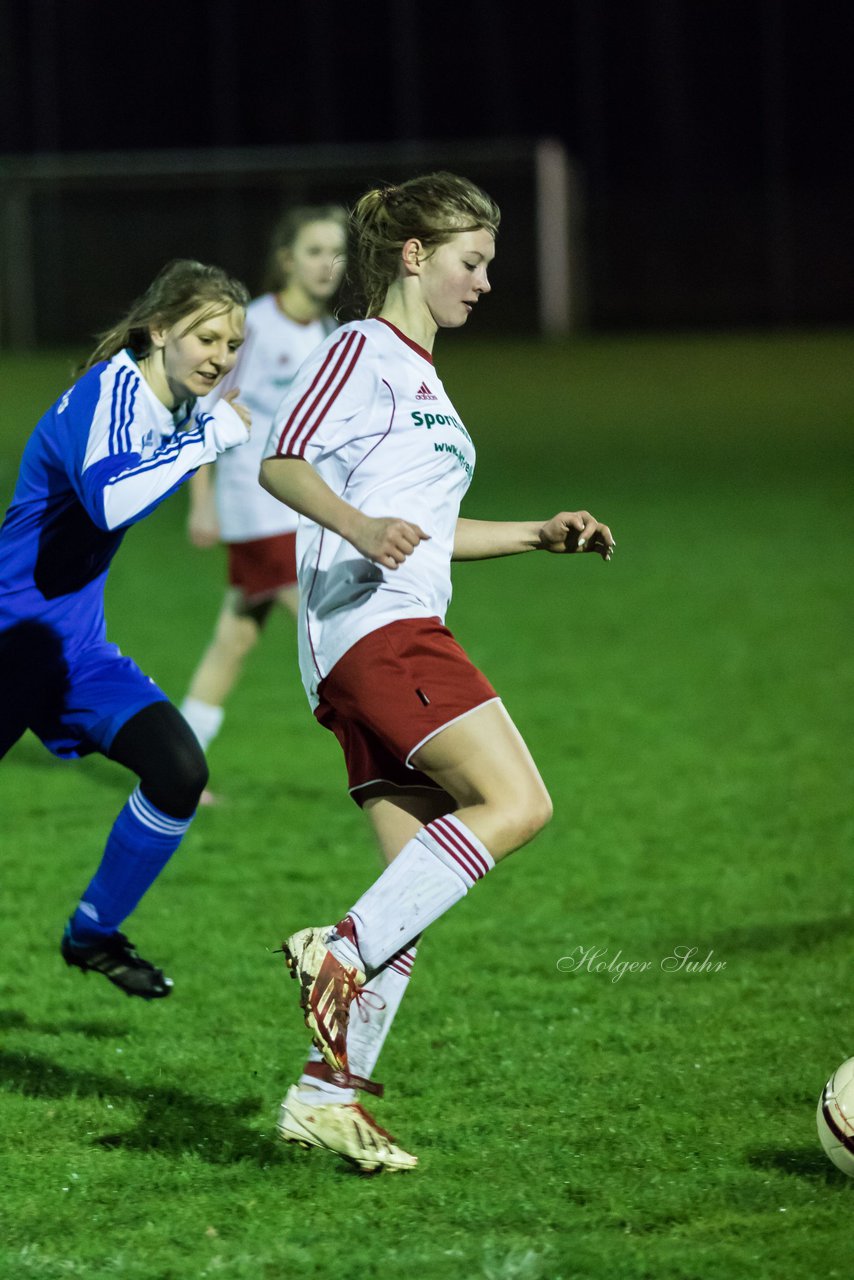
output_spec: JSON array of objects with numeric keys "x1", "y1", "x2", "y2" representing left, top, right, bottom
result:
[
  {"x1": 353, "y1": 515, "x2": 430, "y2": 570},
  {"x1": 223, "y1": 387, "x2": 251, "y2": 433},
  {"x1": 539, "y1": 511, "x2": 615, "y2": 560}
]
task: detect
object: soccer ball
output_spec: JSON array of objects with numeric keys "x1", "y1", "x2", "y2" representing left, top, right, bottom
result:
[{"x1": 816, "y1": 1056, "x2": 854, "y2": 1176}]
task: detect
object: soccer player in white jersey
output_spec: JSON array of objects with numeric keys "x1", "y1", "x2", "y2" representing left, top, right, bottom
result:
[
  {"x1": 180, "y1": 209, "x2": 346, "y2": 798},
  {"x1": 0, "y1": 261, "x2": 252, "y2": 998},
  {"x1": 260, "y1": 173, "x2": 615, "y2": 1172}
]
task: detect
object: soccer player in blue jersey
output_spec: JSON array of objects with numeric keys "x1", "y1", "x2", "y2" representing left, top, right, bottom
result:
[{"x1": 0, "y1": 260, "x2": 252, "y2": 998}]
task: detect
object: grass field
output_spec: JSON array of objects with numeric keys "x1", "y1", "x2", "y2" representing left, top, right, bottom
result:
[{"x1": 0, "y1": 331, "x2": 852, "y2": 1279}]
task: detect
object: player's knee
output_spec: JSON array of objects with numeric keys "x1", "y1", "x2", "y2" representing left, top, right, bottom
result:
[
  {"x1": 512, "y1": 786, "x2": 553, "y2": 847},
  {"x1": 141, "y1": 738, "x2": 209, "y2": 819},
  {"x1": 212, "y1": 606, "x2": 258, "y2": 659},
  {"x1": 493, "y1": 780, "x2": 552, "y2": 852},
  {"x1": 176, "y1": 748, "x2": 209, "y2": 812},
  {"x1": 232, "y1": 625, "x2": 260, "y2": 660},
  {"x1": 216, "y1": 625, "x2": 257, "y2": 664},
  {"x1": 531, "y1": 786, "x2": 554, "y2": 835}
]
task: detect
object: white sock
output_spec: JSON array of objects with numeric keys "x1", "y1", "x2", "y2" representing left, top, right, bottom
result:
[
  {"x1": 180, "y1": 697, "x2": 224, "y2": 752},
  {"x1": 297, "y1": 945, "x2": 418, "y2": 1106},
  {"x1": 328, "y1": 815, "x2": 494, "y2": 973}
]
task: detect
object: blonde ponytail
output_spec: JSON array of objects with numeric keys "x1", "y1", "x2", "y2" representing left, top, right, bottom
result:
[{"x1": 349, "y1": 172, "x2": 500, "y2": 317}]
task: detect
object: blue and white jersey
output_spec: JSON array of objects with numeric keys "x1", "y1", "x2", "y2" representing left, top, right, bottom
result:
[{"x1": 0, "y1": 350, "x2": 248, "y2": 656}]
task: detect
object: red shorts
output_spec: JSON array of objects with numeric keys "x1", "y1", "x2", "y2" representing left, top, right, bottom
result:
[
  {"x1": 314, "y1": 617, "x2": 499, "y2": 805},
  {"x1": 227, "y1": 533, "x2": 297, "y2": 603}
]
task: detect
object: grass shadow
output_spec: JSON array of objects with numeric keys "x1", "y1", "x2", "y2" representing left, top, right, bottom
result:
[
  {"x1": 709, "y1": 915, "x2": 853, "y2": 956},
  {"x1": 4, "y1": 738, "x2": 335, "y2": 807},
  {"x1": 0, "y1": 1047, "x2": 282, "y2": 1166},
  {"x1": 0, "y1": 1045, "x2": 391, "y2": 1178},
  {"x1": 746, "y1": 1145, "x2": 849, "y2": 1186},
  {"x1": 3, "y1": 736, "x2": 130, "y2": 797},
  {"x1": 0, "y1": 1009, "x2": 127, "y2": 1038}
]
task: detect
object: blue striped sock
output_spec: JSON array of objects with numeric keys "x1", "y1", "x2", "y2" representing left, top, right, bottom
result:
[{"x1": 69, "y1": 786, "x2": 192, "y2": 941}]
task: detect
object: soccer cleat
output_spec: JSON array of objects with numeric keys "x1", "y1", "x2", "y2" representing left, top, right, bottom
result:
[
  {"x1": 281, "y1": 926, "x2": 364, "y2": 1073},
  {"x1": 277, "y1": 1085, "x2": 418, "y2": 1173},
  {"x1": 61, "y1": 925, "x2": 173, "y2": 999}
]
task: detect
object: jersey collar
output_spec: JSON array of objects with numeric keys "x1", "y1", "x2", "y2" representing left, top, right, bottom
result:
[
  {"x1": 122, "y1": 348, "x2": 194, "y2": 432},
  {"x1": 376, "y1": 318, "x2": 434, "y2": 365}
]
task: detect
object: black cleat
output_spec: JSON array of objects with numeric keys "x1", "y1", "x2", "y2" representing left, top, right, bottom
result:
[{"x1": 61, "y1": 925, "x2": 173, "y2": 999}]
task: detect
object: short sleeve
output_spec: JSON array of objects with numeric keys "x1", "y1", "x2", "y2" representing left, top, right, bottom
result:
[{"x1": 265, "y1": 327, "x2": 372, "y2": 461}]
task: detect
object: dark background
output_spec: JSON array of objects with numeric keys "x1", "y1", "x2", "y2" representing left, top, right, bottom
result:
[{"x1": 1, "y1": 0, "x2": 852, "y2": 335}]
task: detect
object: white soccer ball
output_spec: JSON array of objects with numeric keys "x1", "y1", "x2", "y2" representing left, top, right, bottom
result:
[{"x1": 817, "y1": 1056, "x2": 854, "y2": 1176}]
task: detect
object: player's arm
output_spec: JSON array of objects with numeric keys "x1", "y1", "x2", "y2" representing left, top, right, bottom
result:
[
  {"x1": 453, "y1": 512, "x2": 614, "y2": 561},
  {"x1": 80, "y1": 392, "x2": 250, "y2": 532},
  {"x1": 259, "y1": 455, "x2": 429, "y2": 571}
]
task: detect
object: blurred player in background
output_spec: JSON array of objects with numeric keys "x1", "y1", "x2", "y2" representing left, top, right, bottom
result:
[
  {"x1": 180, "y1": 207, "x2": 346, "y2": 801},
  {"x1": 0, "y1": 260, "x2": 251, "y2": 999},
  {"x1": 260, "y1": 172, "x2": 615, "y2": 1171}
]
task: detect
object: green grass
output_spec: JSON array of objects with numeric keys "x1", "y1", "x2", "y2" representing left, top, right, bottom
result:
[{"x1": 0, "y1": 331, "x2": 852, "y2": 1279}]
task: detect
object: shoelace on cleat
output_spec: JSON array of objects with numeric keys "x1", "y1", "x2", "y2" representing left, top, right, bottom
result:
[
  {"x1": 352, "y1": 984, "x2": 386, "y2": 1023},
  {"x1": 352, "y1": 1104, "x2": 400, "y2": 1145},
  {"x1": 104, "y1": 936, "x2": 158, "y2": 972}
]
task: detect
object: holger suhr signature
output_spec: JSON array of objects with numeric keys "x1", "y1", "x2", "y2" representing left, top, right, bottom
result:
[{"x1": 557, "y1": 945, "x2": 726, "y2": 983}]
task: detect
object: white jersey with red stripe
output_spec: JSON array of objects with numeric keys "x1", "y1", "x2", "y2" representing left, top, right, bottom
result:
[
  {"x1": 201, "y1": 294, "x2": 335, "y2": 542},
  {"x1": 265, "y1": 317, "x2": 476, "y2": 706}
]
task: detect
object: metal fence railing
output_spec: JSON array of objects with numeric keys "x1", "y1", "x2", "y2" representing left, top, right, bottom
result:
[{"x1": 0, "y1": 139, "x2": 580, "y2": 350}]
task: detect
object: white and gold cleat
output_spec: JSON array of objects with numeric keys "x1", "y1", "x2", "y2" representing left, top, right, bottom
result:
[
  {"x1": 281, "y1": 926, "x2": 365, "y2": 1073},
  {"x1": 277, "y1": 1085, "x2": 418, "y2": 1173}
]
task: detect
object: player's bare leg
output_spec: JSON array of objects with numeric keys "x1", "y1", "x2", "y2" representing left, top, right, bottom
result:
[
  {"x1": 364, "y1": 790, "x2": 455, "y2": 866},
  {"x1": 186, "y1": 584, "x2": 296, "y2": 716},
  {"x1": 412, "y1": 699, "x2": 553, "y2": 859},
  {"x1": 185, "y1": 593, "x2": 262, "y2": 711},
  {"x1": 182, "y1": 587, "x2": 296, "y2": 803},
  {"x1": 275, "y1": 582, "x2": 300, "y2": 622}
]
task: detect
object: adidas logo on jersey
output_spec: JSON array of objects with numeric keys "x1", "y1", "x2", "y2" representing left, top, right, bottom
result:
[{"x1": 415, "y1": 382, "x2": 437, "y2": 401}]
